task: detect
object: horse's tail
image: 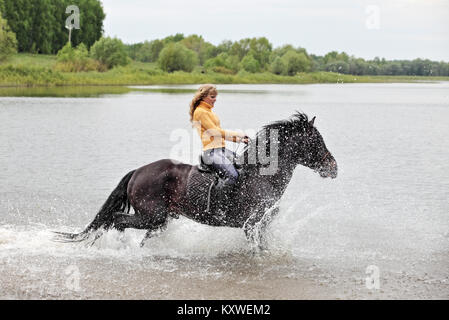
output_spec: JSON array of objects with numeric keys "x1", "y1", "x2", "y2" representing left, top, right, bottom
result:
[{"x1": 53, "y1": 169, "x2": 136, "y2": 242}]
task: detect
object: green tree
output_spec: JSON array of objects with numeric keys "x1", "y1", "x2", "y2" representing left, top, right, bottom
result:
[
  {"x1": 148, "y1": 39, "x2": 164, "y2": 62},
  {"x1": 74, "y1": 0, "x2": 105, "y2": 49},
  {"x1": 0, "y1": 14, "x2": 17, "y2": 61},
  {"x1": 134, "y1": 39, "x2": 164, "y2": 62},
  {"x1": 348, "y1": 58, "x2": 368, "y2": 75},
  {"x1": 281, "y1": 50, "x2": 311, "y2": 75},
  {"x1": 230, "y1": 38, "x2": 251, "y2": 60},
  {"x1": 125, "y1": 42, "x2": 143, "y2": 60},
  {"x1": 181, "y1": 34, "x2": 215, "y2": 65},
  {"x1": 216, "y1": 40, "x2": 232, "y2": 55},
  {"x1": 0, "y1": 0, "x2": 105, "y2": 53},
  {"x1": 325, "y1": 60, "x2": 350, "y2": 74},
  {"x1": 0, "y1": 0, "x2": 33, "y2": 52},
  {"x1": 90, "y1": 37, "x2": 129, "y2": 69},
  {"x1": 271, "y1": 44, "x2": 295, "y2": 59},
  {"x1": 240, "y1": 53, "x2": 260, "y2": 73},
  {"x1": 365, "y1": 62, "x2": 380, "y2": 75},
  {"x1": 204, "y1": 53, "x2": 227, "y2": 69},
  {"x1": 225, "y1": 55, "x2": 240, "y2": 72},
  {"x1": 270, "y1": 56, "x2": 286, "y2": 75},
  {"x1": 323, "y1": 51, "x2": 349, "y2": 64},
  {"x1": 382, "y1": 61, "x2": 402, "y2": 75},
  {"x1": 163, "y1": 33, "x2": 184, "y2": 44},
  {"x1": 309, "y1": 54, "x2": 325, "y2": 72},
  {"x1": 248, "y1": 37, "x2": 272, "y2": 69},
  {"x1": 158, "y1": 42, "x2": 198, "y2": 72},
  {"x1": 30, "y1": 0, "x2": 55, "y2": 53},
  {"x1": 204, "y1": 52, "x2": 239, "y2": 73}
]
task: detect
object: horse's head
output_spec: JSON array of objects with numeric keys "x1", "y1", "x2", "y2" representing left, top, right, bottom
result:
[
  {"x1": 296, "y1": 115, "x2": 337, "y2": 178},
  {"x1": 263, "y1": 112, "x2": 338, "y2": 179}
]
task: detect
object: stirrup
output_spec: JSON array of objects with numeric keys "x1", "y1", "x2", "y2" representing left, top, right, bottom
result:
[
  {"x1": 213, "y1": 178, "x2": 236, "y2": 197},
  {"x1": 206, "y1": 177, "x2": 237, "y2": 213}
]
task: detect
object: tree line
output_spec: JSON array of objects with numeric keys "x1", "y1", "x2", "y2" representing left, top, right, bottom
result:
[
  {"x1": 126, "y1": 34, "x2": 449, "y2": 76},
  {"x1": 310, "y1": 51, "x2": 449, "y2": 77},
  {"x1": 0, "y1": 0, "x2": 447, "y2": 77}
]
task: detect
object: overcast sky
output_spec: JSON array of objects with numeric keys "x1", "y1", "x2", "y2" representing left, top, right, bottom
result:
[{"x1": 101, "y1": 0, "x2": 449, "y2": 61}]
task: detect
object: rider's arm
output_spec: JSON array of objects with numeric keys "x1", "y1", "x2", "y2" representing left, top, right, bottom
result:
[{"x1": 196, "y1": 110, "x2": 244, "y2": 142}]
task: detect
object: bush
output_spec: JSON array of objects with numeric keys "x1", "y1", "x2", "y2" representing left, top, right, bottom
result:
[
  {"x1": 204, "y1": 54, "x2": 227, "y2": 69},
  {"x1": 211, "y1": 66, "x2": 235, "y2": 74},
  {"x1": 56, "y1": 42, "x2": 76, "y2": 62},
  {"x1": 0, "y1": 65, "x2": 65, "y2": 85},
  {"x1": 225, "y1": 55, "x2": 240, "y2": 72},
  {"x1": 240, "y1": 54, "x2": 260, "y2": 73},
  {"x1": 270, "y1": 56, "x2": 286, "y2": 75},
  {"x1": 135, "y1": 39, "x2": 164, "y2": 62},
  {"x1": 158, "y1": 43, "x2": 198, "y2": 72},
  {"x1": 204, "y1": 53, "x2": 240, "y2": 73},
  {"x1": 55, "y1": 42, "x2": 105, "y2": 72},
  {"x1": 90, "y1": 37, "x2": 130, "y2": 69},
  {"x1": 0, "y1": 15, "x2": 18, "y2": 61},
  {"x1": 181, "y1": 34, "x2": 214, "y2": 65},
  {"x1": 325, "y1": 61, "x2": 350, "y2": 74},
  {"x1": 281, "y1": 50, "x2": 311, "y2": 75}
]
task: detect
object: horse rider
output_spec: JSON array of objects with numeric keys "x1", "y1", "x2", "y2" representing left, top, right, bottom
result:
[{"x1": 189, "y1": 84, "x2": 249, "y2": 200}]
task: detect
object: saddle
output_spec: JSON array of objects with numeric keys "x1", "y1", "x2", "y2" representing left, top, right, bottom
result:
[
  {"x1": 197, "y1": 155, "x2": 215, "y2": 174},
  {"x1": 186, "y1": 155, "x2": 243, "y2": 214},
  {"x1": 197, "y1": 155, "x2": 243, "y2": 175}
]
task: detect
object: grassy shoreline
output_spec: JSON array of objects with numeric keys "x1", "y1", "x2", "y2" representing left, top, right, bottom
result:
[{"x1": 1, "y1": 53, "x2": 448, "y2": 87}]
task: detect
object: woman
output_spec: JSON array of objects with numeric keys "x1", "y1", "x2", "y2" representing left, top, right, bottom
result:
[{"x1": 189, "y1": 84, "x2": 248, "y2": 195}]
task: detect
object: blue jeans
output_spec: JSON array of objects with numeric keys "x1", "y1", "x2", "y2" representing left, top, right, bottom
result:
[{"x1": 202, "y1": 147, "x2": 239, "y2": 184}]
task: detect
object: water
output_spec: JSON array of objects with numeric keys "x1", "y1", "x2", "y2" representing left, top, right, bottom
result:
[{"x1": 1, "y1": 83, "x2": 448, "y2": 299}]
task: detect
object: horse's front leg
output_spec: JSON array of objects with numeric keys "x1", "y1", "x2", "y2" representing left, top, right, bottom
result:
[{"x1": 243, "y1": 204, "x2": 280, "y2": 252}]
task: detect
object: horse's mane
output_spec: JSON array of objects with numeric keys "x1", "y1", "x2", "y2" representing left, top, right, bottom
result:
[
  {"x1": 240, "y1": 111, "x2": 312, "y2": 159},
  {"x1": 261, "y1": 111, "x2": 310, "y2": 135}
]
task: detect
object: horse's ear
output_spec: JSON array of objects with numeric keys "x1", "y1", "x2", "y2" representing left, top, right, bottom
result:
[{"x1": 309, "y1": 116, "x2": 316, "y2": 126}]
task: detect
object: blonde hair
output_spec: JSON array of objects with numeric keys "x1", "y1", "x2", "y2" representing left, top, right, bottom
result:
[{"x1": 189, "y1": 84, "x2": 218, "y2": 123}]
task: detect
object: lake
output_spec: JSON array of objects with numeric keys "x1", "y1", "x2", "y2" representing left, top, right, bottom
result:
[{"x1": 0, "y1": 82, "x2": 448, "y2": 299}]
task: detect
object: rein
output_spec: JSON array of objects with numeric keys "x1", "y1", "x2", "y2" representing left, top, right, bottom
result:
[{"x1": 322, "y1": 151, "x2": 331, "y2": 162}]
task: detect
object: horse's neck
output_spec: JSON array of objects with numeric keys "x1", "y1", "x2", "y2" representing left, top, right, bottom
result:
[
  {"x1": 238, "y1": 148, "x2": 297, "y2": 194},
  {"x1": 259, "y1": 158, "x2": 296, "y2": 191}
]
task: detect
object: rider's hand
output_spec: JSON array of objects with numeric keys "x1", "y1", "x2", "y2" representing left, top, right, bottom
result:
[{"x1": 240, "y1": 135, "x2": 250, "y2": 144}]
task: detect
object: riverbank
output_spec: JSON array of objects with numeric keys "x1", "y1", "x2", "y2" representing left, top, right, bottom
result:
[{"x1": 1, "y1": 53, "x2": 448, "y2": 87}]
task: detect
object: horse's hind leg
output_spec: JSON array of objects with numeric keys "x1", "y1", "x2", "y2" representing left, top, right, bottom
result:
[
  {"x1": 112, "y1": 200, "x2": 169, "y2": 246},
  {"x1": 112, "y1": 212, "x2": 148, "y2": 231},
  {"x1": 112, "y1": 210, "x2": 167, "y2": 231},
  {"x1": 140, "y1": 219, "x2": 168, "y2": 247}
]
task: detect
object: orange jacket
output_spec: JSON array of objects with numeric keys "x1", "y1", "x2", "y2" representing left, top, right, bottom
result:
[{"x1": 193, "y1": 101, "x2": 241, "y2": 151}]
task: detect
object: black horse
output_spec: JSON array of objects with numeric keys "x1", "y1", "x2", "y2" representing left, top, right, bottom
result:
[{"x1": 54, "y1": 112, "x2": 337, "y2": 249}]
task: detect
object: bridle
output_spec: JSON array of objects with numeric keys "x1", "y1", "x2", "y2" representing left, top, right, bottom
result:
[{"x1": 321, "y1": 151, "x2": 331, "y2": 163}]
